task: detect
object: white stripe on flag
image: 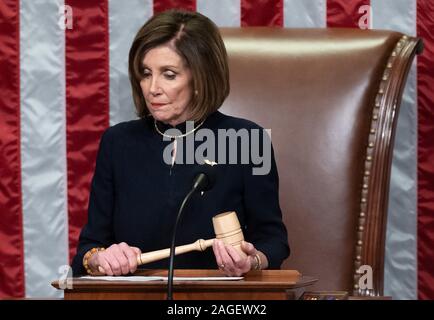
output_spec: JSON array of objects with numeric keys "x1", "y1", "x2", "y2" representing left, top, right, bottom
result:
[
  {"x1": 284, "y1": 0, "x2": 326, "y2": 28},
  {"x1": 20, "y1": 0, "x2": 68, "y2": 298},
  {"x1": 108, "y1": 0, "x2": 153, "y2": 126},
  {"x1": 371, "y1": 0, "x2": 418, "y2": 300},
  {"x1": 197, "y1": 0, "x2": 241, "y2": 27}
]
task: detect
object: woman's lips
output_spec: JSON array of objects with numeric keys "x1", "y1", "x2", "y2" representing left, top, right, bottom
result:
[{"x1": 150, "y1": 103, "x2": 166, "y2": 109}]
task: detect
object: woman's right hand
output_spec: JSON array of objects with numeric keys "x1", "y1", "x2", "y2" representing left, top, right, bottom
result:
[{"x1": 88, "y1": 242, "x2": 142, "y2": 276}]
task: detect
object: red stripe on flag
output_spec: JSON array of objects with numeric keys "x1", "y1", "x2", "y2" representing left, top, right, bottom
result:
[
  {"x1": 65, "y1": 1, "x2": 110, "y2": 262},
  {"x1": 154, "y1": 0, "x2": 196, "y2": 14},
  {"x1": 241, "y1": 0, "x2": 283, "y2": 27},
  {"x1": 327, "y1": 0, "x2": 370, "y2": 28},
  {"x1": 0, "y1": 0, "x2": 25, "y2": 298},
  {"x1": 417, "y1": 0, "x2": 434, "y2": 301}
]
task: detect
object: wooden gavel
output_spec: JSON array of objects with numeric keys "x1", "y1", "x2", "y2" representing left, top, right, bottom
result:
[{"x1": 136, "y1": 211, "x2": 246, "y2": 266}]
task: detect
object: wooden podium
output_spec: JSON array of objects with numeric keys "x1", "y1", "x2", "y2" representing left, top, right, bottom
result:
[{"x1": 52, "y1": 269, "x2": 317, "y2": 300}]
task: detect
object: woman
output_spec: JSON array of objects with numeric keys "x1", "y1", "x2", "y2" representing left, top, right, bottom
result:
[{"x1": 71, "y1": 9, "x2": 289, "y2": 277}]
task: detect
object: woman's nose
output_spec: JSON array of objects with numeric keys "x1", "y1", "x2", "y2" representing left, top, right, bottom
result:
[{"x1": 149, "y1": 77, "x2": 161, "y2": 96}]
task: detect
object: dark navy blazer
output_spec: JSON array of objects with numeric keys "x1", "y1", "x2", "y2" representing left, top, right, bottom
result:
[{"x1": 71, "y1": 111, "x2": 289, "y2": 275}]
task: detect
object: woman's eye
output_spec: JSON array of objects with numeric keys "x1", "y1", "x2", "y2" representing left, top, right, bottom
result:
[
  {"x1": 164, "y1": 72, "x2": 176, "y2": 80},
  {"x1": 142, "y1": 72, "x2": 151, "y2": 78}
]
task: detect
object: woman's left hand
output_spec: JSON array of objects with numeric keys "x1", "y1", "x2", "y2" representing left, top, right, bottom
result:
[{"x1": 212, "y1": 239, "x2": 258, "y2": 277}]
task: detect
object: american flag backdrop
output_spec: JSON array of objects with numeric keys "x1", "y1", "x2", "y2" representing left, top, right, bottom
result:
[{"x1": 0, "y1": 0, "x2": 433, "y2": 299}]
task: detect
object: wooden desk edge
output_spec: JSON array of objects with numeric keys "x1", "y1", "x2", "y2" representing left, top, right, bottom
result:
[{"x1": 52, "y1": 269, "x2": 317, "y2": 290}]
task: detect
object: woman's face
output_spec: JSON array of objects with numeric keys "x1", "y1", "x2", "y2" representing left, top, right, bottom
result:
[{"x1": 140, "y1": 44, "x2": 193, "y2": 126}]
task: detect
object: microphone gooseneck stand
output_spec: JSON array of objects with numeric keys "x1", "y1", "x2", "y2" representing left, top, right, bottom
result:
[{"x1": 167, "y1": 173, "x2": 209, "y2": 300}]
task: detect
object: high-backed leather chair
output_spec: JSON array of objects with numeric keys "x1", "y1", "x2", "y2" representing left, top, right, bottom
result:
[{"x1": 220, "y1": 28, "x2": 422, "y2": 296}]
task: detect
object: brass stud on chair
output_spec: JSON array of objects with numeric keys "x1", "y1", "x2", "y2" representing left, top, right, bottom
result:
[{"x1": 353, "y1": 40, "x2": 400, "y2": 295}]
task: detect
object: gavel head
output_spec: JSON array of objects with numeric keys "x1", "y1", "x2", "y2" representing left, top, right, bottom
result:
[{"x1": 212, "y1": 211, "x2": 246, "y2": 258}]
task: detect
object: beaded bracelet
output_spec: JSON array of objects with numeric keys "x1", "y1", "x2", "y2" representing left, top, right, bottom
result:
[{"x1": 83, "y1": 247, "x2": 105, "y2": 276}]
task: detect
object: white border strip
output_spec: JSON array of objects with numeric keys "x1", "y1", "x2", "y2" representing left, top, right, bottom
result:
[
  {"x1": 284, "y1": 0, "x2": 326, "y2": 28},
  {"x1": 108, "y1": 0, "x2": 153, "y2": 126},
  {"x1": 197, "y1": 0, "x2": 241, "y2": 27},
  {"x1": 371, "y1": 0, "x2": 418, "y2": 300},
  {"x1": 20, "y1": 0, "x2": 68, "y2": 297}
]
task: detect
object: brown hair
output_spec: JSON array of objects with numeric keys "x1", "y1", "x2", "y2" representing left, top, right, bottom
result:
[{"x1": 128, "y1": 9, "x2": 230, "y2": 121}]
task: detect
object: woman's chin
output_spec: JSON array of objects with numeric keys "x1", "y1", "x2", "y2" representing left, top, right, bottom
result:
[
  {"x1": 150, "y1": 111, "x2": 168, "y2": 122},
  {"x1": 151, "y1": 113, "x2": 183, "y2": 125}
]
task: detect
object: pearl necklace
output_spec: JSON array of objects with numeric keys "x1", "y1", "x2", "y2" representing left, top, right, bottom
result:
[{"x1": 154, "y1": 119, "x2": 205, "y2": 139}]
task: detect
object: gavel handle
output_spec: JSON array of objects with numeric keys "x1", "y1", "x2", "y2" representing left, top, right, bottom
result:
[{"x1": 136, "y1": 238, "x2": 215, "y2": 266}]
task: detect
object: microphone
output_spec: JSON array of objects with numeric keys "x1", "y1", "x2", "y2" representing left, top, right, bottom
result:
[
  {"x1": 166, "y1": 164, "x2": 217, "y2": 300},
  {"x1": 192, "y1": 162, "x2": 216, "y2": 192}
]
